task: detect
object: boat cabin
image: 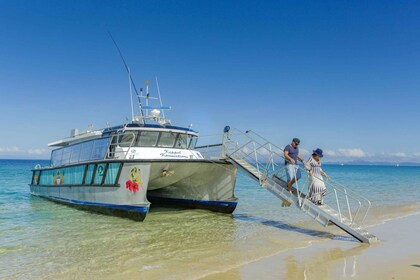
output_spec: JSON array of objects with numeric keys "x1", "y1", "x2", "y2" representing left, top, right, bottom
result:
[{"x1": 48, "y1": 124, "x2": 200, "y2": 168}]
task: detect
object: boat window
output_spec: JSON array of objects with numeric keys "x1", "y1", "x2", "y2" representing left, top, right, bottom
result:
[
  {"x1": 32, "y1": 170, "x2": 40, "y2": 185},
  {"x1": 69, "y1": 144, "x2": 81, "y2": 164},
  {"x1": 63, "y1": 165, "x2": 85, "y2": 185},
  {"x1": 119, "y1": 132, "x2": 136, "y2": 147},
  {"x1": 51, "y1": 148, "x2": 63, "y2": 167},
  {"x1": 61, "y1": 147, "x2": 71, "y2": 166},
  {"x1": 137, "y1": 131, "x2": 159, "y2": 147},
  {"x1": 157, "y1": 132, "x2": 177, "y2": 148},
  {"x1": 104, "y1": 163, "x2": 121, "y2": 184},
  {"x1": 84, "y1": 164, "x2": 95, "y2": 184},
  {"x1": 174, "y1": 134, "x2": 190, "y2": 149},
  {"x1": 91, "y1": 138, "x2": 111, "y2": 160},
  {"x1": 39, "y1": 169, "x2": 54, "y2": 185},
  {"x1": 93, "y1": 163, "x2": 106, "y2": 184},
  {"x1": 79, "y1": 141, "x2": 94, "y2": 162},
  {"x1": 107, "y1": 133, "x2": 119, "y2": 158},
  {"x1": 189, "y1": 136, "x2": 198, "y2": 149}
]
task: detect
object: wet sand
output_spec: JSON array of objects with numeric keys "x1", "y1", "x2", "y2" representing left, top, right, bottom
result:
[{"x1": 201, "y1": 212, "x2": 420, "y2": 280}]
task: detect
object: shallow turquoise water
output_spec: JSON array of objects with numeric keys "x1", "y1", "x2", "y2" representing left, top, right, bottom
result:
[{"x1": 0, "y1": 160, "x2": 419, "y2": 279}]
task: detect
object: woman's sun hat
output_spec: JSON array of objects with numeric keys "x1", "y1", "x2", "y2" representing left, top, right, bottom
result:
[{"x1": 313, "y1": 148, "x2": 324, "y2": 157}]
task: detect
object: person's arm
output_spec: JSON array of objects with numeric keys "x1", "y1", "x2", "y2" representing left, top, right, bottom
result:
[
  {"x1": 304, "y1": 158, "x2": 311, "y2": 171},
  {"x1": 320, "y1": 168, "x2": 329, "y2": 179},
  {"x1": 297, "y1": 153, "x2": 305, "y2": 164},
  {"x1": 284, "y1": 149, "x2": 295, "y2": 164}
]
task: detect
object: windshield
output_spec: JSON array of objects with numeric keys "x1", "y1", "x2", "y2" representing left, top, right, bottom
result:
[{"x1": 120, "y1": 130, "x2": 197, "y2": 149}]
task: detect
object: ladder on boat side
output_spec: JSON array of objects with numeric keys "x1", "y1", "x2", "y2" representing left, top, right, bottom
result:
[{"x1": 223, "y1": 129, "x2": 378, "y2": 244}]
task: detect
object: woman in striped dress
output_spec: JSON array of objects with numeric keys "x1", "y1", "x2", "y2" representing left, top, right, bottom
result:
[{"x1": 305, "y1": 148, "x2": 329, "y2": 205}]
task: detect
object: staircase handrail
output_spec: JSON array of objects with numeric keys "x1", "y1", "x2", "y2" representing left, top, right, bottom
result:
[
  {"x1": 224, "y1": 128, "x2": 373, "y2": 227},
  {"x1": 274, "y1": 163, "x2": 370, "y2": 226},
  {"x1": 228, "y1": 128, "x2": 372, "y2": 207}
]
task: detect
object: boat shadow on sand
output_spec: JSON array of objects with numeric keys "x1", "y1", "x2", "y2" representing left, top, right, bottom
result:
[{"x1": 234, "y1": 213, "x2": 358, "y2": 242}]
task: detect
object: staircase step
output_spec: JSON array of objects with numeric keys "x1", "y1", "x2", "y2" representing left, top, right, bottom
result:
[{"x1": 228, "y1": 151, "x2": 378, "y2": 244}]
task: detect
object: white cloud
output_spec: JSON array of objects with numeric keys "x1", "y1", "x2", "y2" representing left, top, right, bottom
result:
[
  {"x1": 27, "y1": 148, "x2": 48, "y2": 155},
  {"x1": 389, "y1": 152, "x2": 408, "y2": 158},
  {"x1": 0, "y1": 146, "x2": 50, "y2": 158},
  {"x1": 324, "y1": 149, "x2": 337, "y2": 157},
  {"x1": 322, "y1": 148, "x2": 420, "y2": 163},
  {"x1": 337, "y1": 148, "x2": 366, "y2": 158},
  {"x1": 323, "y1": 148, "x2": 366, "y2": 158},
  {"x1": 0, "y1": 146, "x2": 20, "y2": 152}
]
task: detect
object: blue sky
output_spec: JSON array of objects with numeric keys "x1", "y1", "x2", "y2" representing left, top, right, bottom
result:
[{"x1": 0, "y1": 0, "x2": 419, "y2": 162}]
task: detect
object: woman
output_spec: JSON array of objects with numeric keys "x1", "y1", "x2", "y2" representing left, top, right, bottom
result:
[{"x1": 305, "y1": 148, "x2": 329, "y2": 205}]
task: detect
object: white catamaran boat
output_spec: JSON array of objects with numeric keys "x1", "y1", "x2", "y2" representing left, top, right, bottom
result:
[{"x1": 30, "y1": 80, "x2": 238, "y2": 221}]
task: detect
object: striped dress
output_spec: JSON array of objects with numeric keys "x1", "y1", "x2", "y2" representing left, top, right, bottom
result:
[{"x1": 305, "y1": 156, "x2": 326, "y2": 204}]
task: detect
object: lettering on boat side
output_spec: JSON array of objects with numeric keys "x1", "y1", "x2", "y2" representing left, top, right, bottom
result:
[{"x1": 160, "y1": 149, "x2": 189, "y2": 159}]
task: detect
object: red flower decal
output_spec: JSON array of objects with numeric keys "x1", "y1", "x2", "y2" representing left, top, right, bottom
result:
[{"x1": 126, "y1": 180, "x2": 139, "y2": 193}]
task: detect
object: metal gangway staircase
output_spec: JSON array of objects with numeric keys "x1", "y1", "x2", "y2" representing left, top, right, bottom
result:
[{"x1": 220, "y1": 128, "x2": 379, "y2": 244}]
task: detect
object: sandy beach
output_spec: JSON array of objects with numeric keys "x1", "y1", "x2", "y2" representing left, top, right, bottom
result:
[{"x1": 201, "y1": 212, "x2": 420, "y2": 280}]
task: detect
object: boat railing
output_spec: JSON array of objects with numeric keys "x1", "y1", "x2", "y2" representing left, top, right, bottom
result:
[
  {"x1": 223, "y1": 128, "x2": 372, "y2": 227},
  {"x1": 106, "y1": 131, "x2": 136, "y2": 160},
  {"x1": 194, "y1": 133, "x2": 225, "y2": 160}
]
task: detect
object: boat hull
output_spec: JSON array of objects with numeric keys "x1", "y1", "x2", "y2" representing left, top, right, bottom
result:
[
  {"x1": 30, "y1": 159, "x2": 237, "y2": 220},
  {"x1": 32, "y1": 193, "x2": 149, "y2": 221},
  {"x1": 147, "y1": 160, "x2": 238, "y2": 213}
]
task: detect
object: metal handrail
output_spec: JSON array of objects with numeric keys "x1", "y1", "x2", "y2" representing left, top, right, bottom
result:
[
  {"x1": 203, "y1": 129, "x2": 371, "y2": 225},
  {"x1": 223, "y1": 128, "x2": 373, "y2": 227},
  {"x1": 105, "y1": 131, "x2": 136, "y2": 159}
]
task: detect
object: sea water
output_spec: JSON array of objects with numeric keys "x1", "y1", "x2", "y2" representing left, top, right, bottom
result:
[{"x1": 0, "y1": 160, "x2": 419, "y2": 279}]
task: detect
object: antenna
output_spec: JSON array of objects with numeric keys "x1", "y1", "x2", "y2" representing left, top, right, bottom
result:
[
  {"x1": 128, "y1": 67, "x2": 134, "y2": 121},
  {"x1": 137, "y1": 88, "x2": 144, "y2": 121},
  {"x1": 155, "y1": 76, "x2": 165, "y2": 118},
  {"x1": 107, "y1": 30, "x2": 145, "y2": 124},
  {"x1": 146, "y1": 80, "x2": 150, "y2": 116}
]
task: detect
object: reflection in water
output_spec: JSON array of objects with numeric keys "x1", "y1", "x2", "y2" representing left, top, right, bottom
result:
[
  {"x1": 283, "y1": 244, "x2": 367, "y2": 279},
  {"x1": 342, "y1": 256, "x2": 357, "y2": 278},
  {"x1": 234, "y1": 213, "x2": 353, "y2": 241}
]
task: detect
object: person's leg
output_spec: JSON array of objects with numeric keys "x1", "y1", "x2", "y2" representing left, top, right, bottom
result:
[
  {"x1": 293, "y1": 168, "x2": 302, "y2": 192},
  {"x1": 286, "y1": 164, "x2": 297, "y2": 192},
  {"x1": 296, "y1": 168, "x2": 302, "y2": 181},
  {"x1": 312, "y1": 181, "x2": 325, "y2": 205},
  {"x1": 287, "y1": 178, "x2": 296, "y2": 192},
  {"x1": 320, "y1": 184, "x2": 326, "y2": 205}
]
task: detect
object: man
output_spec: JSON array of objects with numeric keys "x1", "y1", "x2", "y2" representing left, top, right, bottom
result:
[{"x1": 284, "y1": 138, "x2": 305, "y2": 192}]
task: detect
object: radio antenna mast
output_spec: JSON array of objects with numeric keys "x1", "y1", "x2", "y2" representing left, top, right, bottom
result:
[
  {"x1": 128, "y1": 67, "x2": 134, "y2": 121},
  {"x1": 155, "y1": 76, "x2": 165, "y2": 118},
  {"x1": 107, "y1": 30, "x2": 145, "y2": 123}
]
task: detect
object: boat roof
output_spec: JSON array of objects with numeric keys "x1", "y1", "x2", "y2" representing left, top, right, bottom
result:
[
  {"x1": 48, "y1": 130, "x2": 103, "y2": 147},
  {"x1": 48, "y1": 123, "x2": 198, "y2": 147},
  {"x1": 102, "y1": 123, "x2": 198, "y2": 135}
]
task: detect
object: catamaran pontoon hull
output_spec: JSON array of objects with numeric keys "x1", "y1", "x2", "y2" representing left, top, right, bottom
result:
[{"x1": 30, "y1": 159, "x2": 237, "y2": 221}]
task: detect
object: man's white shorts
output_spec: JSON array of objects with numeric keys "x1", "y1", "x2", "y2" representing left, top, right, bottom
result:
[{"x1": 286, "y1": 164, "x2": 301, "y2": 181}]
